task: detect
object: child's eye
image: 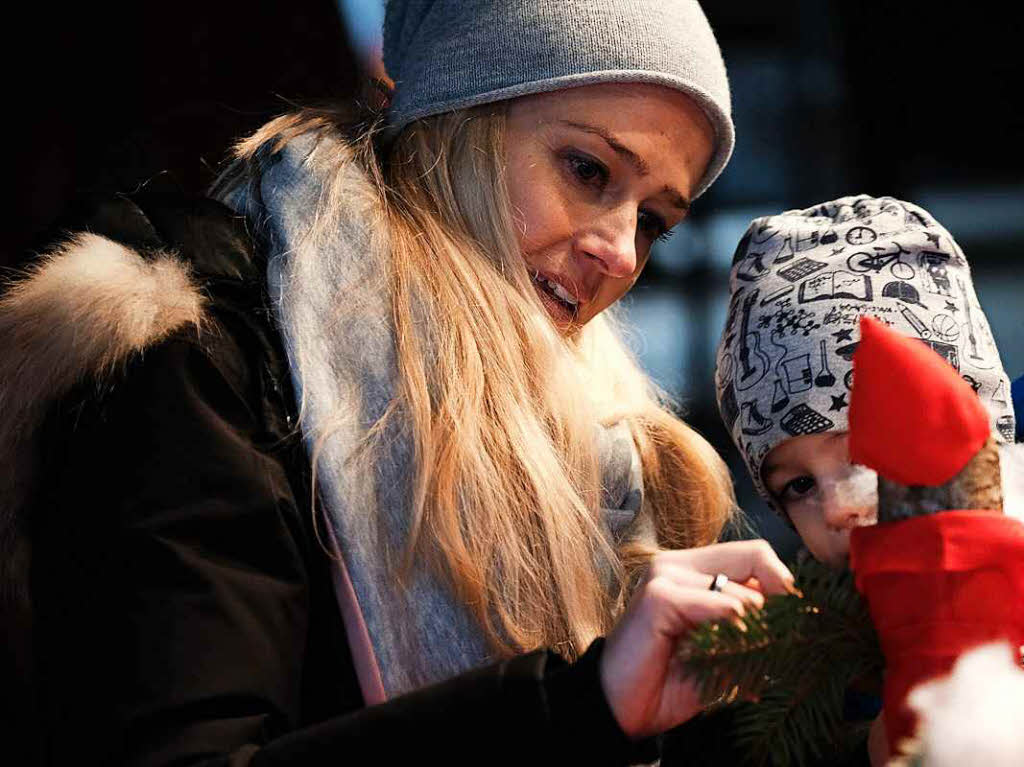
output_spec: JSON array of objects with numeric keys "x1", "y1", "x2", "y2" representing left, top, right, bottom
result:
[{"x1": 781, "y1": 475, "x2": 817, "y2": 502}]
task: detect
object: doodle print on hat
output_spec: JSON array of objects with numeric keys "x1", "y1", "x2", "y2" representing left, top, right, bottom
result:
[{"x1": 714, "y1": 195, "x2": 1016, "y2": 504}]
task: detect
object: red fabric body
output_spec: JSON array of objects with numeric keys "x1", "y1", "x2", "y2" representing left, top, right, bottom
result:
[
  {"x1": 850, "y1": 511, "x2": 1024, "y2": 754},
  {"x1": 848, "y1": 316, "x2": 990, "y2": 486}
]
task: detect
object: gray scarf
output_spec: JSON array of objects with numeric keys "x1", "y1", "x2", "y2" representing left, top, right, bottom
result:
[{"x1": 222, "y1": 128, "x2": 650, "y2": 703}]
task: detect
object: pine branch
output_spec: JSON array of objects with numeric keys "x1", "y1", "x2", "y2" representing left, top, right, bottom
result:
[{"x1": 679, "y1": 557, "x2": 883, "y2": 765}]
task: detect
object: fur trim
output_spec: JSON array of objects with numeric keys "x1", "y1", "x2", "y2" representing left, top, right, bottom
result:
[{"x1": 0, "y1": 233, "x2": 205, "y2": 605}]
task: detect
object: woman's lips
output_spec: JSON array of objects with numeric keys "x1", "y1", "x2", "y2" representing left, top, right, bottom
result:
[
  {"x1": 535, "y1": 271, "x2": 580, "y2": 307},
  {"x1": 531, "y1": 270, "x2": 580, "y2": 325},
  {"x1": 534, "y1": 282, "x2": 574, "y2": 325}
]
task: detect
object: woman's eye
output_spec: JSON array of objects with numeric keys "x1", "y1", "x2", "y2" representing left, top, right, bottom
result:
[
  {"x1": 639, "y1": 209, "x2": 671, "y2": 242},
  {"x1": 565, "y1": 153, "x2": 608, "y2": 186}
]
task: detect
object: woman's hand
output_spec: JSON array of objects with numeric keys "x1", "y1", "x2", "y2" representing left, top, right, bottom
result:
[{"x1": 599, "y1": 539, "x2": 795, "y2": 739}]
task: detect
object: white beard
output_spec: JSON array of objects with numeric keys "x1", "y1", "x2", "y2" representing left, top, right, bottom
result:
[{"x1": 1000, "y1": 442, "x2": 1024, "y2": 521}]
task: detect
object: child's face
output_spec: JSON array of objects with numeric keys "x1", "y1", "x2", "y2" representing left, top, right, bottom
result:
[{"x1": 762, "y1": 432, "x2": 878, "y2": 568}]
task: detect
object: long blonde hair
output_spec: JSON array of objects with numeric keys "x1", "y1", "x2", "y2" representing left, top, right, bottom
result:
[{"x1": 221, "y1": 100, "x2": 735, "y2": 660}]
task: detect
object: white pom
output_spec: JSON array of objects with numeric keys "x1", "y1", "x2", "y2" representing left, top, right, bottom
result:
[{"x1": 907, "y1": 642, "x2": 1024, "y2": 766}]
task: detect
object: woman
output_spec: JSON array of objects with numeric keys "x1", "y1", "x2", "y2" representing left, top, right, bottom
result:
[{"x1": 4, "y1": 1, "x2": 795, "y2": 765}]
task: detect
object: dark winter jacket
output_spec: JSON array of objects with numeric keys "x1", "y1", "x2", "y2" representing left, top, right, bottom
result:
[{"x1": 2, "y1": 183, "x2": 659, "y2": 767}]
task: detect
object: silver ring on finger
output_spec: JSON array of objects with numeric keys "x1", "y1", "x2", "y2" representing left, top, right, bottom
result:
[{"x1": 709, "y1": 573, "x2": 729, "y2": 593}]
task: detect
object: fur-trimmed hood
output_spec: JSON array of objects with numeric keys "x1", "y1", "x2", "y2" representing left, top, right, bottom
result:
[
  {"x1": 1, "y1": 182, "x2": 292, "y2": 618},
  {"x1": 1, "y1": 232, "x2": 206, "y2": 606}
]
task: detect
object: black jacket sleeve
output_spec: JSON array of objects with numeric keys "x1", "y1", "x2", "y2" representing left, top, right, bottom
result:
[
  {"x1": 252, "y1": 636, "x2": 658, "y2": 767},
  {"x1": 33, "y1": 327, "x2": 657, "y2": 767}
]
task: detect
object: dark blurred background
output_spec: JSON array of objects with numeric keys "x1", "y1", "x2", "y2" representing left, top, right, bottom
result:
[{"x1": 6, "y1": 1, "x2": 1022, "y2": 556}]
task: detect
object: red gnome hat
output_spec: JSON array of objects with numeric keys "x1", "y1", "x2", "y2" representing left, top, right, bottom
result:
[{"x1": 848, "y1": 315, "x2": 990, "y2": 485}]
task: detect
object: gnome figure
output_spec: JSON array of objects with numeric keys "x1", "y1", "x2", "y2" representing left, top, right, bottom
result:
[{"x1": 847, "y1": 317, "x2": 1024, "y2": 756}]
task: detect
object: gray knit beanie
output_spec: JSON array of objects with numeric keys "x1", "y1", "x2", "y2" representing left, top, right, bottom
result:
[
  {"x1": 382, "y1": 0, "x2": 734, "y2": 198},
  {"x1": 714, "y1": 195, "x2": 1016, "y2": 506}
]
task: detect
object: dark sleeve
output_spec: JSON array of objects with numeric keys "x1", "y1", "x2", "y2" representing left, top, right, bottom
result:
[
  {"x1": 35, "y1": 334, "x2": 314, "y2": 766},
  {"x1": 253, "y1": 637, "x2": 659, "y2": 767},
  {"x1": 35, "y1": 333, "x2": 656, "y2": 767}
]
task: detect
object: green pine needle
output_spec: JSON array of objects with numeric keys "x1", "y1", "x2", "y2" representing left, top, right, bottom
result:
[{"x1": 679, "y1": 557, "x2": 883, "y2": 766}]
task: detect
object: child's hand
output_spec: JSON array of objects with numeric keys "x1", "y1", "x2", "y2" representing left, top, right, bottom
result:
[
  {"x1": 599, "y1": 540, "x2": 795, "y2": 738},
  {"x1": 868, "y1": 711, "x2": 889, "y2": 766}
]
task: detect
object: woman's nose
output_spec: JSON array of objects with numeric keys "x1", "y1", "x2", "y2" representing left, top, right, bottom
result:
[{"x1": 578, "y1": 209, "x2": 638, "y2": 279}]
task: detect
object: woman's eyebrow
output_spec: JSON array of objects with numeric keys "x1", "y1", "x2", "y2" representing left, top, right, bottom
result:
[{"x1": 557, "y1": 119, "x2": 691, "y2": 211}]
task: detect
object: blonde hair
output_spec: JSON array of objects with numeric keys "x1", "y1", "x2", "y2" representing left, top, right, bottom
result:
[{"x1": 220, "y1": 101, "x2": 735, "y2": 660}]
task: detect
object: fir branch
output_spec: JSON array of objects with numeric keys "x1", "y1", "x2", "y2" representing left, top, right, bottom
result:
[{"x1": 679, "y1": 557, "x2": 883, "y2": 765}]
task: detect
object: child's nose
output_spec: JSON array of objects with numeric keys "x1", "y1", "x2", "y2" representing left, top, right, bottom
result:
[
  {"x1": 822, "y1": 497, "x2": 877, "y2": 530},
  {"x1": 822, "y1": 464, "x2": 879, "y2": 531}
]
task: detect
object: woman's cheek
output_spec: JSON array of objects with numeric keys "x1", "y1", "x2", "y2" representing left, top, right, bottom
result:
[
  {"x1": 508, "y1": 155, "x2": 562, "y2": 249},
  {"x1": 589, "y1": 278, "x2": 634, "y2": 318},
  {"x1": 521, "y1": 191, "x2": 574, "y2": 254}
]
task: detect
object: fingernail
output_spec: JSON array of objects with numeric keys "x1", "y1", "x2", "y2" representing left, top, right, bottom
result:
[
  {"x1": 732, "y1": 618, "x2": 748, "y2": 633},
  {"x1": 786, "y1": 582, "x2": 804, "y2": 598}
]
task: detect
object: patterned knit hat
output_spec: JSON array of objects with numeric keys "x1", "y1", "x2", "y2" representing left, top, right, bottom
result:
[
  {"x1": 714, "y1": 195, "x2": 1016, "y2": 506},
  {"x1": 382, "y1": 0, "x2": 734, "y2": 198}
]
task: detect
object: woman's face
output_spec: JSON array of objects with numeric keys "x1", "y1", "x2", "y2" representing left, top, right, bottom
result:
[{"x1": 503, "y1": 83, "x2": 716, "y2": 332}]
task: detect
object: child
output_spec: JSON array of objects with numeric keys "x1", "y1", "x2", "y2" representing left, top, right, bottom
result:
[
  {"x1": 714, "y1": 194, "x2": 1016, "y2": 567},
  {"x1": 713, "y1": 195, "x2": 1024, "y2": 760}
]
